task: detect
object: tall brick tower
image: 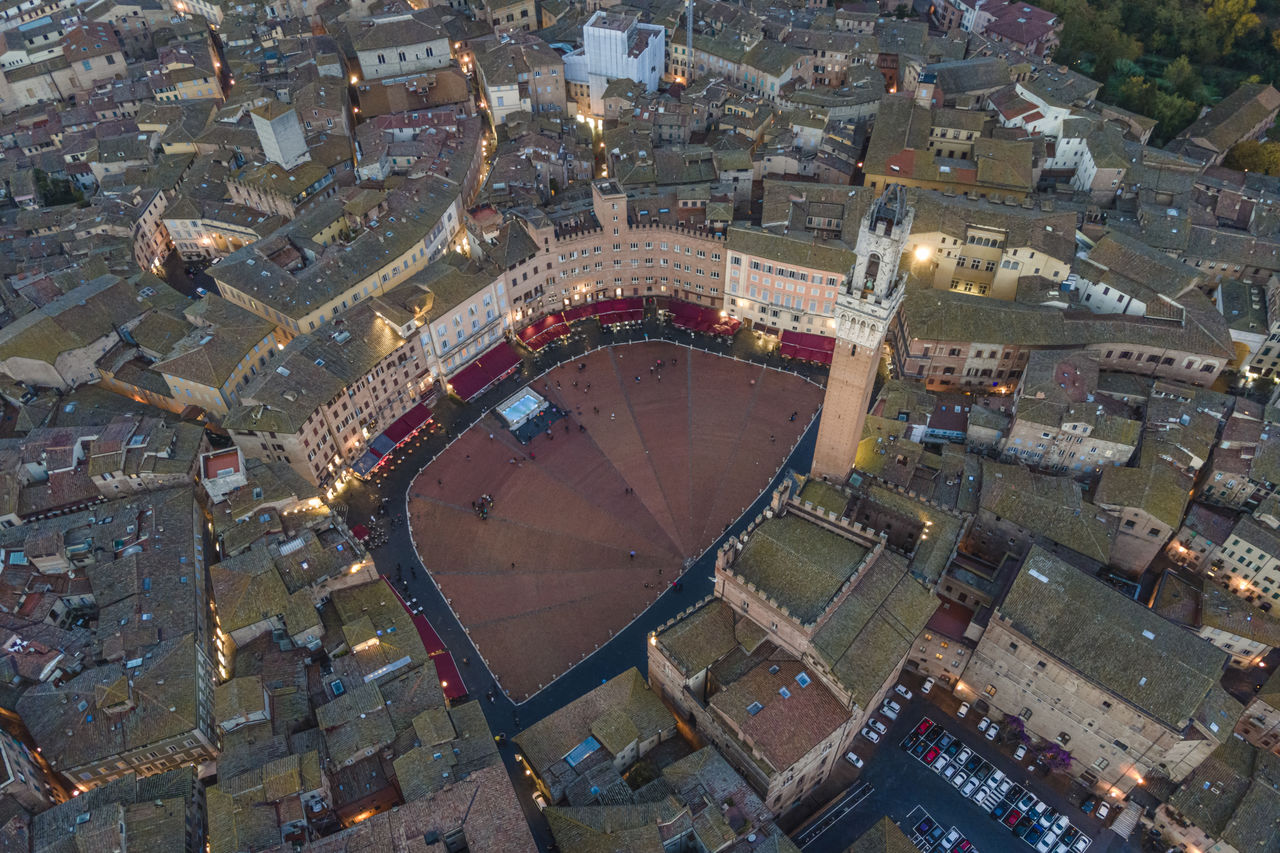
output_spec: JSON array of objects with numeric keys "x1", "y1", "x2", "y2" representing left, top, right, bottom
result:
[{"x1": 812, "y1": 185, "x2": 914, "y2": 481}]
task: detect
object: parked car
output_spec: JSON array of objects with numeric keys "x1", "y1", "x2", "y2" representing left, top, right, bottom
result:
[
  {"x1": 986, "y1": 723, "x2": 999, "y2": 741},
  {"x1": 937, "y1": 732, "x2": 955, "y2": 750},
  {"x1": 1072, "y1": 836, "x2": 1090, "y2": 853},
  {"x1": 1050, "y1": 814, "x2": 1070, "y2": 837},
  {"x1": 1096, "y1": 802, "x2": 1111, "y2": 821},
  {"x1": 957, "y1": 701, "x2": 970, "y2": 718},
  {"x1": 1013, "y1": 815, "x2": 1035, "y2": 838},
  {"x1": 881, "y1": 704, "x2": 899, "y2": 721},
  {"x1": 914, "y1": 817, "x2": 935, "y2": 836},
  {"x1": 991, "y1": 802, "x2": 1009, "y2": 822},
  {"x1": 533, "y1": 792, "x2": 548, "y2": 811},
  {"x1": 1025, "y1": 824, "x2": 1045, "y2": 845},
  {"x1": 932, "y1": 753, "x2": 949, "y2": 771},
  {"x1": 868, "y1": 718, "x2": 887, "y2": 735},
  {"x1": 1038, "y1": 809, "x2": 1058, "y2": 830},
  {"x1": 942, "y1": 763, "x2": 959, "y2": 780},
  {"x1": 977, "y1": 716, "x2": 990, "y2": 733},
  {"x1": 922, "y1": 677, "x2": 936, "y2": 694},
  {"x1": 912, "y1": 740, "x2": 928, "y2": 758},
  {"x1": 1003, "y1": 808, "x2": 1023, "y2": 828},
  {"x1": 941, "y1": 828, "x2": 962, "y2": 849},
  {"x1": 928, "y1": 825, "x2": 947, "y2": 846},
  {"x1": 945, "y1": 739, "x2": 962, "y2": 757},
  {"x1": 1061, "y1": 826, "x2": 1080, "y2": 845},
  {"x1": 845, "y1": 752, "x2": 863, "y2": 768},
  {"x1": 956, "y1": 747, "x2": 973, "y2": 766},
  {"x1": 986, "y1": 769, "x2": 1006, "y2": 790},
  {"x1": 860, "y1": 728, "x2": 881, "y2": 743},
  {"x1": 951, "y1": 771, "x2": 968, "y2": 788},
  {"x1": 962, "y1": 778, "x2": 979, "y2": 798},
  {"x1": 923, "y1": 746, "x2": 941, "y2": 764},
  {"x1": 951, "y1": 840, "x2": 973, "y2": 853},
  {"x1": 997, "y1": 777, "x2": 1015, "y2": 797},
  {"x1": 1037, "y1": 831, "x2": 1060, "y2": 853},
  {"x1": 1080, "y1": 798, "x2": 1096, "y2": 816},
  {"x1": 901, "y1": 733, "x2": 920, "y2": 752},
  {"x1": 915, "y1": 718, "x2": 934, "y2": 736},
  {"x1": 895, "y1": 684, "x2": 913, "y2": 700},
  {"x1": 1014, "y1": 744, "x2": 1028, "y2": 760},
  {"x1": 1016, "y1": 793, "x2": 1037, "y2": 813},
  {"x1": 971, "y1": 763, "x2": 990, "y2": 783},
  {"x1": 885, "y1": 699, "x2": 902, "y2": 715}
]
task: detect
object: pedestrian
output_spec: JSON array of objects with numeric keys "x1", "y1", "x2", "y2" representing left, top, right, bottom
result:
[
  {"x1": 634, "y1": 375, "x2": 641, "y2": 383},
  {"x1": 466, "y1": 454, "x2": 471, "y2": 461},
  {"x1": 658, "y1": 568, "x2": 663, "y2": 575},
  {"x1": 611, "y1": 412, "x2": 616, "y2": 420},
  {"x1": 672, "y1": 357, "x2": 677, "y2": 366},
  {"x1": 511, "y1": 561, "x2": 516, "y2": 569},
  {"x1": 437, "y1": 478, "x2": 443, "y2": 486},
  {"x1": 649, "y1": 366, "x2": 654, "y2": 375},
  {"x1": 594, "y1": 406, "x2": 600, "y2": 414},
  {"x1": 488, "y1": 433, "x2": 494, "y2": 440},
  {"x1": 556, "y1": 380, "x2": 561, "y2": 389},
  {"x1": 510, "y1": 457, "x2": 516, "y2": 464},
  {"x1": 770, "y1": 434, "x2": 775, "y2": 443},
  {"x1": 629, "y1": 550, "x2": 636, "y2": 559}
]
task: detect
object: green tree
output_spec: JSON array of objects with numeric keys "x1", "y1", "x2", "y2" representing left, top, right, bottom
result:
[
  {"x1": 1164, "y1": 54, "x2": 1198, "y2": 98},
  {"x1": 1224, "y1": 139, "x2": 1280, "y2": 174},
  {"x1": 1205, "y1": 0, "x2": 1261, "y2": 56}
]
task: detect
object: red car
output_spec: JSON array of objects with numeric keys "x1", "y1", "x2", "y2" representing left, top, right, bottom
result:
[
  {"x1": 1004, "y1": 809, "x2": 1023, "y2": 828},
  {"x1": 916, "y1": 718, "x2": 935, "y2": 736},
  {"x1": 923, "y1": 746, "x2": 941, "y2": 763}
]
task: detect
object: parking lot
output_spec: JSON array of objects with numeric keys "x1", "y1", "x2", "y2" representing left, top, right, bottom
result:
[{"x1": 796, "y1": 687, "x2": 1124, "y2": 853}]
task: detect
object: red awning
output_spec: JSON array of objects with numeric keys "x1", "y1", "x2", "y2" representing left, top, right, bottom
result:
[
  {"x1": 382, "y1": 402, "x2": 433, "y2": 445},
  {"x1": 669, "y1": 301, "x2": 735, "y2": 334},
  {"x1": 563, "y1": 297, "x2": 643, "y2": 325},
  {"x1": 432, "y1": 652, "x2": 467, "y2": 700},
  {"x1": 448, "y1": 342, "x2": 523, "y2": 401},
  {"x1": 516, "y1": 313, "x2": 570, "y2": 350},
  {"x1": 780, "y1": 330, "x2": 835, "y2": 364},
  {"x1": 351, "y1": 524, "x2": 371, "y2": 540}
]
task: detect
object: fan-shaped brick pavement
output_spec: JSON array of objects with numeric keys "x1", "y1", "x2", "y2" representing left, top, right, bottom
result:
[{"x1": 408, "y1": 342, "x2": 824, "y2": 699}]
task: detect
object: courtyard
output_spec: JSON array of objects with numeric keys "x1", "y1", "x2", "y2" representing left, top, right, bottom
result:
[{"x1": 407, "y1": 341, "x2": 824, "y2": 700}]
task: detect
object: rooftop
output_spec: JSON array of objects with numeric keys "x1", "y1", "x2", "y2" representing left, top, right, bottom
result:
[{"x1": 999, "y1": 546, "x2": 1228, "y2": 730}]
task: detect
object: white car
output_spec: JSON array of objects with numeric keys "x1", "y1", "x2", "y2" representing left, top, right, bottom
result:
[
  {"x1": 1036, "y1": 831, "x2": 1059, "y2": 853},
  {"x1": 868, "y1": 718, "x2": 887, "y2": 735},
  {"x1": 931, "y1": 753, "x2": 949, "y2": 771},
  {"x1": 951, "y1": 771, "x2": 968, "y2": 789},
  {"x1": 922, "y1": 677, "x2": 936, "y2": 694},
  {"x1": 997, "y1": 777, "x2": 1015, "y2": 797},
  {"x1": 985, "y1": 769, "x2": 1006, "y2": 790},
  {"x1": 955, "y1": 747, "x2": 973, "y2": 766},
  {"x1": 1050, "y1": 815, "x2": 1070, "y2": 837},
  {"x1": 977, "y1": 716, "x2": 990, "y2": 732},
  {"x1": 1014, "y1": 744, "x2": 1028, "y2": 760},
  {"x1": 845, "y1": 752, "x2": 863, "y2": 768},
  {"x1": 860, "y1": 727, "x2": 881, "y2": 743},
  {"x1": 884, "y1": 699, "x2": 902, "y2": 714},
  {"x1": 1072, "y1": 836, "x2": 1090, "y2": 853},
  {"x1": 957, "y1": 701, "x2": 970, "y2": 718},
  {"x1": 941, "y1": 828, "x2": 962, "y2": 849},
  {"x1": 533, "y1": 792, "x2": 548, "y2": 811},
  {"x1": 961, "y1": 778, "x2": 979, "y2": 798},
  {"x1": 985, "y1": 723, "x2": 999, "y2": 741},
  {"x1": 881, "y1": 705, "x2": 899, "y2": 721},
  {"x1": 1096, "y1": 802, "x2": 1110, "y2": 821},
  {"x1": 1038, "y1": 809, "x2": 1057, "y2": 829},
  {"x1": 942, "y1": 763, "x2": 959, "y2": 780},
  {"x1": 895, "y1": 684, "x2": 913, "y2": 700}
]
